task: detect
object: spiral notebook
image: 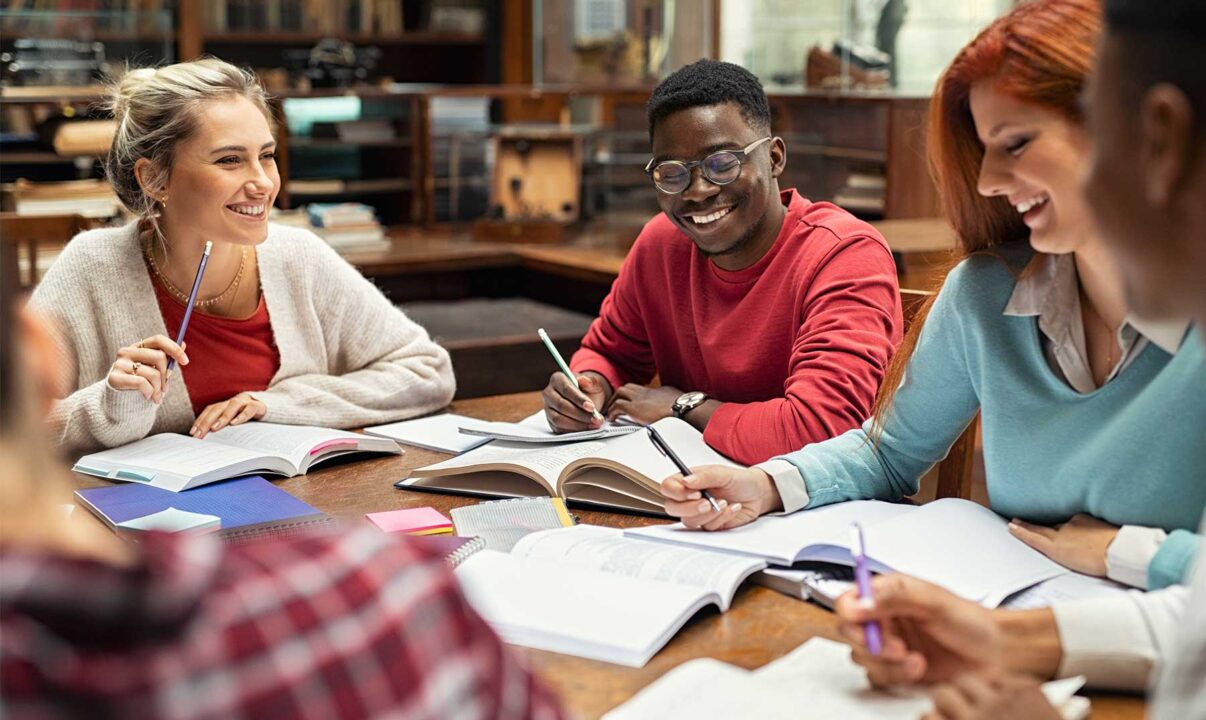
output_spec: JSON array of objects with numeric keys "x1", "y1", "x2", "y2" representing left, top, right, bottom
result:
[
  {"x1": 410, "y1": 534, "x2": 487, "y2": 568},
  {"x1": 450, "y1": 497, "x2": 575, "y2": 552},
  {"x1": 75, "y1": 475, "x2": 334, "y2": 543}
]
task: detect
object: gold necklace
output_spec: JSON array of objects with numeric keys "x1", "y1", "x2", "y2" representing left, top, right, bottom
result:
[
  {"x1": 1083, "y1": 295, "x2": 1122, "y2": 370},
  {"x1": 145, "y1": 241, "x2": 247, "y2": 309}
]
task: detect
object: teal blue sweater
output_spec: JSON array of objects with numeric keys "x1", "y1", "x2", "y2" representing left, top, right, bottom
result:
[{"x1": 777, "y1": 246, "x2": 1206, "y2": 589}]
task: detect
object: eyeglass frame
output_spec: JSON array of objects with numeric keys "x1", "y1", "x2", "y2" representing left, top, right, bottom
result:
[{"x1": 643, "y1": 136, "x2": 774, "y2": 194}]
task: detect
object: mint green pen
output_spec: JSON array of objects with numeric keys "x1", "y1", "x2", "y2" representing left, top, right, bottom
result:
[{"x1": 538, "y1": 327, "x2": 605, "y2": 421}]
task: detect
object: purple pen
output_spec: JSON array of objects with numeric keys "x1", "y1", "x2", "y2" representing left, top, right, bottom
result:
[
  {"x1": 167, "y1": 241, "x2": 212, "y2": 372},
  {"x1": 850, "y1": 522, "x2": 883, "y2": 656}
]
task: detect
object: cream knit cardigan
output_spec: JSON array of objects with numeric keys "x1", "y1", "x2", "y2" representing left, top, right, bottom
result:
[{"x1": 30, "y1": 222, "x2": 456, "y2": 456}]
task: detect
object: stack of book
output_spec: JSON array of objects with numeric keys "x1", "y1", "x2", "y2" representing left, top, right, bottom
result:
[
  {"x1": 306, "y1": 202, "x2": 388, "y2": 251},
  {"x1": 13, "y1": 178, "x2": 120, "y2": 219},
  {"x1": 833, "y1": 171, "x2": 887, "y2": 217}
]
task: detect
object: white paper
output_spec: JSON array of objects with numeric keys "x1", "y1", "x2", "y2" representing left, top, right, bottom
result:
[
  {"x1": 117, "y1": 507, "x2": 221, "y2": 533},
  {"x1": 605, "y1": 637, "x2": 1089, "y2": 720},
  {"x1": 458, "y1": 410, "x2": 640, "y2": 443},
  {"x1": 364, "y1": 413, "x2": 493, "y2": 453},
  {"x1": 1001, "y1": 572, "x2": 1130, "y2": 610}
]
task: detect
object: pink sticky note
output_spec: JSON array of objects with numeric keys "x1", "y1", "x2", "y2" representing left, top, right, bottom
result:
[{"x1": 365, "y1": 507, "x2": 453, "y2": 534}]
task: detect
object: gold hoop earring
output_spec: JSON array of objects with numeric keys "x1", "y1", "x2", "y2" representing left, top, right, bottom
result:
[{"x1": 160, "y1": 196, "x2": 168, "y2": 207}]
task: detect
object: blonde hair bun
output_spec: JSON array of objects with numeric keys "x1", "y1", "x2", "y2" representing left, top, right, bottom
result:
[{"x1": 103, "y1": 58, "x2": 273, "y2": 225}]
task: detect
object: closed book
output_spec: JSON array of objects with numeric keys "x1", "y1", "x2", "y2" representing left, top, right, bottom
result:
[{"x1": 75, "y1": 475, "x2": 333, "y2": 543}]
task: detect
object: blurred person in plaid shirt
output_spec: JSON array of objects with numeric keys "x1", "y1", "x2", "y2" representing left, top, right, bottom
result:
[{"x1": 0, "y1": 287, "x2": 562, "y2": 717}]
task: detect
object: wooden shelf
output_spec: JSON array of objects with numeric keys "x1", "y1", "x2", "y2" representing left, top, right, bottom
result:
[
  {"x1": 0, "y1": 151, "x2": 101, "y2": 164},
  {"x1": 289, "y1": 137, "x2": 413, "y2": 149},
  {"x1": 289, "y1": 178, "x2": 414, "y2": 196},
  {"x1": 203, "y1": 31, "x2": 483, "y2": 45},
  {"x1": 785, "y1": 143, "x2": 887, "y2": 163}
]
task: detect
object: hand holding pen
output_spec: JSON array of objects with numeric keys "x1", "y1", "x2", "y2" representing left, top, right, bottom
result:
[
  {"x1": 106, "y1": 241, "x2": 208, "y2": 402},
  {"x1": 647, "y1": 425, "x2": 721, "y2": 512}
]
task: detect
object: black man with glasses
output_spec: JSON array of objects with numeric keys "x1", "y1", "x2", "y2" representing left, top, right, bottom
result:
[{"x1": 541, "y1": 59, "x2": 903, "y2": 468}]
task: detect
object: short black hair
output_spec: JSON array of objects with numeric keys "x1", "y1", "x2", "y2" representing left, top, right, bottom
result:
[
  {"x1": 1104, "y1": 0, "x2": 1206, "y2": 134},
  {"x1": 646, "y1": 59, "x2": 771, "y2": 139}
]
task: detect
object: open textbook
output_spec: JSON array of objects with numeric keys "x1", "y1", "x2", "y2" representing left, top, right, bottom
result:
[
  {"x1": 74, "y1": 423, "x2": 402, "y2": 492},
  {"x1": 627, "y1": 498, "x2": 1068, "y2": 606},
  {"x1": 399, "y1": 417, "x2": 738, "y2": 515},
  {"x1": 603, "y1": 637, "x2": 1090, "y2": 720},
  {"x1": 454, "y1": 525, "x2": 766, "y2": 667}
]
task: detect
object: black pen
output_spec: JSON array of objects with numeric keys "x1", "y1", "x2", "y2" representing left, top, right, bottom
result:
[{"x1": 646, "y1": 425, "x2": 722, "y2": 512}]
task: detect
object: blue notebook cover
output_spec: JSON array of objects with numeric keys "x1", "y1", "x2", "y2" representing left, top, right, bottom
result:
[{"x1": 75, "y1": 476, "x2": 328, "y2": 539}]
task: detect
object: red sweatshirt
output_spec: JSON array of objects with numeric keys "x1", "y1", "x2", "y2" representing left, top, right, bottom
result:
[{"x1": 570, "y1": 189, "x2": 902, "y2": 464}]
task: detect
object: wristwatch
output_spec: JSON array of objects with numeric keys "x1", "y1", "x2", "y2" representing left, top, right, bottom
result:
[{"x1": 672, "y1": 391, "x2": 709, "y2": 419}]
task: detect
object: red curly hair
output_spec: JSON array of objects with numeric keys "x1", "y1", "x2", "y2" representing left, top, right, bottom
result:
[{"x1": 872, "y1": 0, "x2": 1101, "y2": 435}]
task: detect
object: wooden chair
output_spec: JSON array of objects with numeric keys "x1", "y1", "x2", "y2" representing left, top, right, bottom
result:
[
  {"x1": 899, "y1": 288, "x2": 979, "y2": 500},
  {"x1": 0, "y1": 213, "x2": 94, "y2": 288}
]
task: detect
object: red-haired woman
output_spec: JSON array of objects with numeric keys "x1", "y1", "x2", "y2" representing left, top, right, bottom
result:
[{"x1": 658, "y1": 0, "x2": 1205, "y2": 592}]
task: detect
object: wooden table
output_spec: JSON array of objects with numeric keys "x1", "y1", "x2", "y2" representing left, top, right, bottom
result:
[{"x1": 72, "y1": 392, "x2": 1146, "y2": 719}]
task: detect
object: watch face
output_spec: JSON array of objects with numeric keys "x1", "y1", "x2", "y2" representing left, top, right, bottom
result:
[{"x1": 674, "y1": 391, "x2": 707, "y2": 414}]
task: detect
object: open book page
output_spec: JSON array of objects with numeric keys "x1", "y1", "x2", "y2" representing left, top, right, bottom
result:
[
  {"x1": 605, "y1": 637, "x2": 1089, "y2": 720},
  {"x1": 74, "y1": 434, "x2": 279, "y2": 491},
  {"x1": 455, "y1": 549, "x2": 719, "y2": 667},
  {"x1": 511, "y1": 525, "x2": 766, "y2": 611},
  {"x1": 626, "y1": 500, "x2": 912, "y2": 565},
  {"x1": 863, "y1": 499, "x2": 1067, "y2": 605},
  {"x1": 204, "y1": 422, "x2": 394, "y2": 472},
  {"x1": 459, "y1": 410, "x2": 640, "y2": 443},
  {"x1": 1002, "y1": 571, "x2": 1130, "y2": 610},
  {"x1": 405, "y1": 440, "x2": 610, "y2": 497},
  {"x1": 558, "y1": 418, "x2": 741, "y2": 510}
]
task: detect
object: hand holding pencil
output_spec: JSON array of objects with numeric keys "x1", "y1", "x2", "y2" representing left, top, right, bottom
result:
[{"x1": 539, "y1": 327, "x2": 611, "y2": 433}]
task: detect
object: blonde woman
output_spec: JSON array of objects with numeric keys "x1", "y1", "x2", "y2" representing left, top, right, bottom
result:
[
  {"x1": 30, "y1": 58, "x2": 454, "y2": 455},
  {"x1": 0, "y1": 292, "x2": 561, "y2": 717}
]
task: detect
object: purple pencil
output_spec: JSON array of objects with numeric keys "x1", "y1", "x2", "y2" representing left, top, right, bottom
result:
[
  {"x1": 850, "y1": 522, "x2": 883, "y2": 656},
  {"x1": 167, "y1": 241, "x2": 212, "y2": 372}
]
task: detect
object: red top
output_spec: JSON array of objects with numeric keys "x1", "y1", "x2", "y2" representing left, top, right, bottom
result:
[
  {"x1": 571, "y1": 189, "x2": 903, "y2": 464},
  {"x1": 151, "y1": 276, "x2": 280, "y2": 416}
]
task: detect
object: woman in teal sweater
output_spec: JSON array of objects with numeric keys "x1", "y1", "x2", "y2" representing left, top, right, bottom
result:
[{"x1": 659, "y1": 0, "x2": 1205, "y2": 590}]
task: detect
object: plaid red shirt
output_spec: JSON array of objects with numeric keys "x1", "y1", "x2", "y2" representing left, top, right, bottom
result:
[{"x1": 0, "y1": 528, "x2": 563, "y2": 719}]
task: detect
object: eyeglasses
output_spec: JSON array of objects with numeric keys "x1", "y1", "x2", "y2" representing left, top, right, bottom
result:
[{"x1": 644, "y1": 137, "x2": 772, "y2": 194}]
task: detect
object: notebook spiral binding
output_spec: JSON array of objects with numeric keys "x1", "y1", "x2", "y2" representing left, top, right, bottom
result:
[
  {"x1": 221, "y1": 516, "x2": 338, "y2": 543},
  {"x1": 446, "y1": 536, "x2": 487, "y2": 568}
]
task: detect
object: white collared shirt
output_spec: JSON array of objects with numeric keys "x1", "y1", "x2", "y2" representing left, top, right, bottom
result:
[{"x1": 1003, "y1": 253, "x2": 1188, "y2": 394}]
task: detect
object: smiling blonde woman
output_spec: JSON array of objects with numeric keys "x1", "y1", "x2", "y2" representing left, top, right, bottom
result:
[{"x1": 29, "y1": 58, "x2": 454, "y2": 455}]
